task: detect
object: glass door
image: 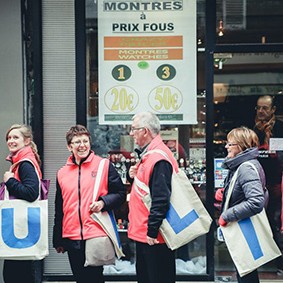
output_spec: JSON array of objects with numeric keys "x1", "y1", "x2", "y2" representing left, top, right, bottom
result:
[{"x1": 213, "y1": 52, "x2": 283, "y2": 281}]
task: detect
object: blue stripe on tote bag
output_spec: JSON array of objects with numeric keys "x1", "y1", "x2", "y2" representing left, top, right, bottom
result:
[
  {"x1": 238, "y1": 217, "x2": 263, "y2": 260},
  {"x1": 166, "y1": 204, "x2": 199, "y2": 234}
]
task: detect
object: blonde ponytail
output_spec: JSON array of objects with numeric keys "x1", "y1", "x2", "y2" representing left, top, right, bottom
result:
[{"x1": 30, "y1": 140, "x2": 41, "y2": 166}]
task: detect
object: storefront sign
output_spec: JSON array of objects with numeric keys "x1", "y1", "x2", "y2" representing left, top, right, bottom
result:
[
  {"x1": 214, "y1": 158, "x2": 228, "y2": 188},
  {"x1": 98, "y1": 0, "x2": 197, "y2": 124}
]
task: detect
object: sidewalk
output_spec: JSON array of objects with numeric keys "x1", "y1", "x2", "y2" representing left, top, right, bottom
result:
[{"x1": 43, "y1": 281, "x2": 283, "y2": 283}]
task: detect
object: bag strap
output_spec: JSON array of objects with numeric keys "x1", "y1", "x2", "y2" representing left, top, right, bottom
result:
[
  {"x1": 223, "y1": 161, "x2": 261, "y2": 211},
  {"x1": 5, "y1": 158, "x2": 42, "y2": 201},
  {"x1": 223, "y1": 168, "x2": 239, "y2": 211},
  {"x1": 143, "y1": 148, "x2": 180, "y2": 173},
  {"x1": 92, "y1": 158, "x2": 107, "y2": 202},
  {"x1": 133, "y1": 176, "x2": 150, "y2": 197},
  {"x1": 10, "y1": 158, "x2": 41, "y2": 179},
  {"x1": 133, "y1": 149, "x2": 172, "y2": 198},
  {"x1": 143, "y1": 149, "x2": 172, "y2": 165}
]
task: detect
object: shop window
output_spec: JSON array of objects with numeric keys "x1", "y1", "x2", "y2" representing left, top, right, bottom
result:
[
  {"x1": 214, "y1": 52, "x2": 283, "y2": 279},
  {"x1": 85, "y1": 0, "x2": 209, "y2": 278}
]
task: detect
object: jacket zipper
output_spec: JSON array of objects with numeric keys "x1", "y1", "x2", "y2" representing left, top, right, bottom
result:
[{"x1": 78, "y1": 165, "x2": 84, "y2": 240}]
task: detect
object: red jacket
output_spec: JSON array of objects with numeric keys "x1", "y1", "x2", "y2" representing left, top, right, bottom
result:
[
  {"x1": 57, "y1": 153, "x2": 109, "y2": 240},
  {"x1": 7, "y1": 146, "x2": 42, "y2": 180},
  {"x1": 4, "y1": 146, "x2": 42, "y2": 201},
  {"x1": 128, "y1": 134, "x2": 178, "y2": 243}
]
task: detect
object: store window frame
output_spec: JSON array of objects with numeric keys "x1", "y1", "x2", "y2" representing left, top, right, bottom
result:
[
  {"x1": 26, "y1": 0, "x2": 283, "y2": 281},
  {"x1": 22, "y1": 0, "x2": 44, "y2": 161},
  {"x1": 209, "y1": 0, "x2": 283, "y2": 280},
  {"x1": 80, "y1": 0, "x2": 214, "y2": 281}
]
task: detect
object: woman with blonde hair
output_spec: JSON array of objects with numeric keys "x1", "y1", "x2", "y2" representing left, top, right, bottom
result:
[
  {"x1": 218, "y1": 126, "x2": 267, "y2": 283},
  {"x1": 3, "y1": 124, "x2": 42, "y2": 282}
]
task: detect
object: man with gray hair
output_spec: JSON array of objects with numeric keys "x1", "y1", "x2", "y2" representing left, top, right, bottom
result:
[{"x1": 127, "y1": 112, "x2": 178, "y2": 283}]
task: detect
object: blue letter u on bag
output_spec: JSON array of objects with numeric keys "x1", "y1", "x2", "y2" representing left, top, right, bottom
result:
[{"x1": 1, "y1": 207, "x2": 41, "y2": 248}]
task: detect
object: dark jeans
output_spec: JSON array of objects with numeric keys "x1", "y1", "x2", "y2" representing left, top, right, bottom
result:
[
  {"x1": 67, "y1": 245, "x2": 104, "y2": 283},
  {"x1": 266, "y1": 185, "x2": 283, "y2": 269},
  {"x1": 3, "y1": 260, "x2": 42, "y2": 283},
  {"x1": 236, "y1": 269, "x2": 259, "y2": 283},
  {"x1": 135, "y1": 241, "x2": 176, "y2": 283}
]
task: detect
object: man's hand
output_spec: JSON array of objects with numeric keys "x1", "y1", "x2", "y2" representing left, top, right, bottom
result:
[
  {"x1": 147, "y1": 236, "x2": 159, "y2": 246},
  {"x1": 55, "y1": 246, "x2": 65, "y2": 253},
  {"x1": 129, "y1": 164, "x2": 138, "y2": 178}
]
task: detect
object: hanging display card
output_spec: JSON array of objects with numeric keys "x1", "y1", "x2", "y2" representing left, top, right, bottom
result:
[{"x1": 98, "y1": 0, "x2": 197, "y2": 125}]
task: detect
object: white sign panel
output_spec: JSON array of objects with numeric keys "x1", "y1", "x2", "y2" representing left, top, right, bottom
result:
[
  {"x1": 270, "y1": 138, "x2": 283, "y2": 151},
  {"x1": 98, "y1": 0, "x2": 197, "y2": 124}
]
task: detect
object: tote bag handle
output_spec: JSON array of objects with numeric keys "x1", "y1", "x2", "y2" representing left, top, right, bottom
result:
[
  {"x1": 92, "y1": 159, "x2": 107, "y2": 202},
  {"x1": 223, "y1": 161, "x2": 262, "y2": 211},
  {"x1": 4, "y1": 158, "x2": 42, "y2": 201}
]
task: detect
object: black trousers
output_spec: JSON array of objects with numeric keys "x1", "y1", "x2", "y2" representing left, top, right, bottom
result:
[
  {"x1": 236, "y1": 268, "x2": 259, "y2": 283},
  {"x1": 3, "y1": 260, "x2": 42, "y2": 283},
  {"x1": 135, "y1": 241, "x2": 176, "y2": 283},
  {"x1": 68, "y1": 246, "x2": 104, "y2": 283}
]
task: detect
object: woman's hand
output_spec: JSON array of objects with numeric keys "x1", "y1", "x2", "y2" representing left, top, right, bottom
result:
[
  {"x1": 3, "y1": 171, "x2": 14, "y2": 183},
  {"x1": 215, "y1": 188, "x2": 224, "y2": 202},
  {"x1": 89, "y1": 200, "x2": 105, "y2": 213},
  {"x1": 219, "y1": 215, "x2": 227, "y2": 226}
]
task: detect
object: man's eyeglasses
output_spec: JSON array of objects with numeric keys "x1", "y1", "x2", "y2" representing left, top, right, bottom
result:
[
  {"x1": 255, "y1": 106, "x2": 271, "y2": 111},
  {"x1": 71, "y1": 139, "x2": 90, "y2": 146},
  {"x1": 130, "y1": 127, "x2": 145, "y2": 133}
]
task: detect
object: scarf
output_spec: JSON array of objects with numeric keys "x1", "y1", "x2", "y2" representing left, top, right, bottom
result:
[{"x1": 254, "y1": 114, "x2": 276, "y2": 146}]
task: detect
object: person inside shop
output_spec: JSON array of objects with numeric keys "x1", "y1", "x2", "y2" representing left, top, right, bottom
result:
[
  {"x1": 127, "y1": 111, "x2": 178, "y2": 283},
  {"x1": 218, "y1": 126, "x2": 267, "y2": 283},
  {"x1": 3, "y1": 124, "x2": 43, "y2": 283},
  {"x1": 253, "y1": 95, "x2": 283, "y2": 274},
  {"x1": 53, "y1": 124, "x2": 126, "y2": 283}
]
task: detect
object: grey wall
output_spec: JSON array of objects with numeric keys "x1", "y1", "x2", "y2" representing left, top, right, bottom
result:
[
  {"x1": 0, "y1": 0, "x2": 23, "y2": 176},
  {"x1": 42, "y1": 0, "x2": 76, "y2": 276},
  {"x1": 0, "y1": 0, "x2": 23, "y2": 282}
]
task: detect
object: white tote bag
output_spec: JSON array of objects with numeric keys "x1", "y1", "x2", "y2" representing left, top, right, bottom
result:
[
  {"x1": 135, "y1": 149, "x2": 212, "y2": 250},
  {"x1": 86, "y1": 158, "x2": 124, "y2": 266},
  {"x1": 0, "y1": 197, "x2": 49, "y2": 260},
  {"x1": 220, "y1": 161, "x2": 281, "y2": 277},
  {"x1": 0, "y1": 161, "x2": 49, "y2": 260}
]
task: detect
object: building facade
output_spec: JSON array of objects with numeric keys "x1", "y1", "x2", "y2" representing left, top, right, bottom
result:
[{"x1": 1, "y1": 0, "x2": 283, "y2": 282}]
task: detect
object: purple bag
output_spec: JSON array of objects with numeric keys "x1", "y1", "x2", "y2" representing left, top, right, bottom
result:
[
  {"x1": 40, "y1": 179, "x2": 50, "y2": 200},
  {"x1": 0, "y1": 183, "x2": 9, "y2": 200},
  {"x1": 0, "y1": 180, "x2": 50, "y2": 200}
]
